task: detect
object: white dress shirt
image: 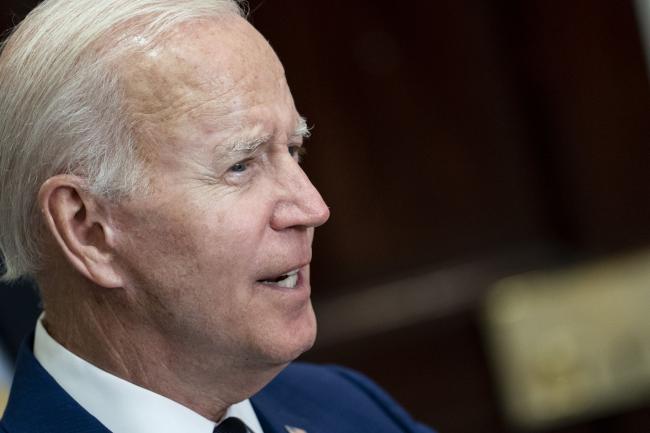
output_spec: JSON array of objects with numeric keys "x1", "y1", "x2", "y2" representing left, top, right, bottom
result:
[{"x1": 33, "y1": 316, "x2": 264, "y2": 433}]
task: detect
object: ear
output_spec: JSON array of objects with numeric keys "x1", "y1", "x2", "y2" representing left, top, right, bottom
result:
[{"x1": 38, "y1": 175, "x2": 124, "y2": 288}]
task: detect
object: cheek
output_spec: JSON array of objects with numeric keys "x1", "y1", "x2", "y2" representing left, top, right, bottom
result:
[
  {"x1": 193, "y1": 192, "x2": 275, "y2": 258},
  {"x1": 113, "y1": 185, "x2": 275, "y2": 292},
  {"x1": 114, "y1": 220, "x2": 199, "y2": 315}
]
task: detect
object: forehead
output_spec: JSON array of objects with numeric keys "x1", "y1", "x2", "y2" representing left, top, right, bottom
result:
[{"x1": 122, "y1": 16, "x2": 295, "y2": 146}]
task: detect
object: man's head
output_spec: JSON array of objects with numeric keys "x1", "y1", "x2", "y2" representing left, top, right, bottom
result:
[
  {"x1": 0, "y1": 0, "x2": 245, "y2": 281},
  {"x1": 0, "y1": 0, "x2": 329, "y2": 400}
]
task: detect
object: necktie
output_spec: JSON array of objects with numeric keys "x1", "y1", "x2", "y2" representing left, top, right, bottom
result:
[{"x1": 213, "y1": 417, "x2": 249, "y2": 433}]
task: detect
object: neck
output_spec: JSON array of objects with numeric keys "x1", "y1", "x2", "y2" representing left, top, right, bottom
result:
[{"x1": 41, "y1": 283, "x2": 282, "y2": 421}]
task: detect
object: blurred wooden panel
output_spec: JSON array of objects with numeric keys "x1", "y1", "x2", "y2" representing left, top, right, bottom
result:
[
  {"x1": 494, "y1": 0, "x2": 650, "y2": 252},
  {"x1": 250, "y1": 0, "x2": 650, "y2": 295}
]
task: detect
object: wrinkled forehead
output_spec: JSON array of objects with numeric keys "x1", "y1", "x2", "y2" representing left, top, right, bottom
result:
[{"x1": 121, "y1": 15, "x2": 289, "y2": 137}]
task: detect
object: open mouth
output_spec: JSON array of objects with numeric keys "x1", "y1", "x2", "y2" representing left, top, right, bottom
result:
[{"x1": 258, "y1": 269, "x2": 300, "y2": 289}]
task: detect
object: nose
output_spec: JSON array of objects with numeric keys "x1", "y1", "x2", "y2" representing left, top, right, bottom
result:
[{"x1": 270, "y1": 161, "x2": 330, "y2": 231}]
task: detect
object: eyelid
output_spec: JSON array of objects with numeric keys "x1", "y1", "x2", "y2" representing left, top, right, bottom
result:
[
  {"x1": 224, "y1": 145, "x2": 264, "y2": 170},
  {"x1": 222, "y1": 141, "x2": 304, "y2": 182}
]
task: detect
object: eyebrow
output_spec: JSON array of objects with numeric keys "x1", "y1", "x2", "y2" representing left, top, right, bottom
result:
[
  {"x1": 294, "y1": 116, "x2": 311, "y2": 139},
  {"x1": 227, "y1": 116, "x2": 311, "y2": 154}
]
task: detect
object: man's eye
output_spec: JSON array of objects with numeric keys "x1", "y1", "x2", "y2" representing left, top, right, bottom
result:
[
  {"x1": 289, "y1": 145, "x2": 306, "y2": 162},
  {"x1": 229, "y1": 161, "x2": 248, "y2": 173}
]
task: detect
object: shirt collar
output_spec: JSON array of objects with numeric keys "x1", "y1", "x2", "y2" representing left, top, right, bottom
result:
[{"x1": 33, "y1": 315, "x2": 264, "y2": 433}]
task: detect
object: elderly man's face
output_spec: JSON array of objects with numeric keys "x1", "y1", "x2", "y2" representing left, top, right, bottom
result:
[{"x1": 111, "y1": 17, "x2": 329, "y2": 370}]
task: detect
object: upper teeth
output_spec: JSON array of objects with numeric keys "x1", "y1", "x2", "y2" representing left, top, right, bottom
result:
[
  {"x1": 262, "y1": 269, "x2": 299, "y2": 288},
  {"x1": 277, "y1": 272, "x2": 298, "y2": 288}
]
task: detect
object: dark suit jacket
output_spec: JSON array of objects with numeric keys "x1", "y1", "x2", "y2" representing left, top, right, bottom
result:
[{"x1": 1, "y1": 338, "x2": 436, "y2": 433}]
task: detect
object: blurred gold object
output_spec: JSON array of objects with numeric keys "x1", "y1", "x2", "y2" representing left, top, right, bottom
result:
[
  {"x1": 0, "y1": 385, "x2": 8, "y2": 417},
  {"x1": 484, "y1": 250, "x2": 650, "y2": 430}
]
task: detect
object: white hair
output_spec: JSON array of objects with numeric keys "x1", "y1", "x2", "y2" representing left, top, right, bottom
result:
[{"x1": 0, "y1": 0, "x2": 245, "y2": 281}]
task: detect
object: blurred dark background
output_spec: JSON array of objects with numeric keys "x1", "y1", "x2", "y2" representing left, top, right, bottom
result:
[{"x1": 2, "y1": 1, "x2": 650, "y2": 432}]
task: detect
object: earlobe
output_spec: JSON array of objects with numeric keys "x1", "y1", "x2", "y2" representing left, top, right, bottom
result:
[{"x1": 38, "y1": 175, "x2": 124, "y2": 288}]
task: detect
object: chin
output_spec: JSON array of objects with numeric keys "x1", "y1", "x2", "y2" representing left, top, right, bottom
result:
[
  {"x1": 294, "y1": 321, "x2": 317, "y2": 357},
  {"x1": 293, "y1": 303, "x2": 318, "y2": 355},
  {"x1": 263, "y1": 310, "x2": 317, "y2": 366}
]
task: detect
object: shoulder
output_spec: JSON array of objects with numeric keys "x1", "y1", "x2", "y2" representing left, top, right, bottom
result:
[
  {"x1": 254, "y1": 362, "x2": 437, "y2": 433},
  {"x1": 269, "y1": 362, "x2": 405, "y2": 408},
  {"x1": 0, "y1": 335, "x2": 110, "y2": 433}
]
